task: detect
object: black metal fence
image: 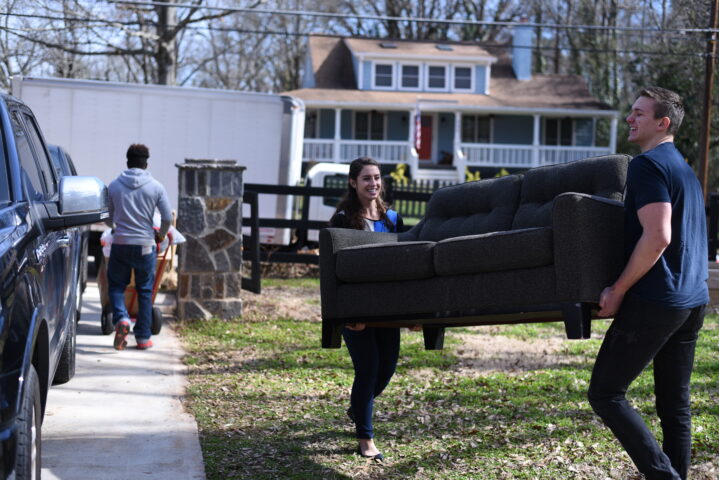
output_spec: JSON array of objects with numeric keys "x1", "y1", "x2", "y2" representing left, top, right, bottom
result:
[{"x1": 240, "y1": 177, "x2": 450, "y2": 270}]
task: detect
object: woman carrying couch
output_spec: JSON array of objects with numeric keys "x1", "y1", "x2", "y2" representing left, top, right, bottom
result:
[{"x1": 329, "y1": 157, "x2": 408, "y2": 461}]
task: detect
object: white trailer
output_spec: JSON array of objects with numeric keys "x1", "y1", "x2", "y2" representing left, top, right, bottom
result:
[{"x1": 11, "y1": 76, "x2": 305, "y2": 245}]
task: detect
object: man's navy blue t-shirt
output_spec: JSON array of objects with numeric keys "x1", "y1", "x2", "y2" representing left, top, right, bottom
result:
[{"x1": 624, "y1": 142, "x2": 709, "y2": 308}]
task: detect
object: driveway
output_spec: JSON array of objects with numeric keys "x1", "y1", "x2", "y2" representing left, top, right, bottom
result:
[{"x1": 41, "y1": 281, "x2": 206, "y2": 480}]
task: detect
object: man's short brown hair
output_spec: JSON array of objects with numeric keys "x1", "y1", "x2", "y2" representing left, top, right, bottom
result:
[
  {"x1": 126, "y1": 143, "x2": 149, "y2": 168},
  {"x1": 638, "y1": 86, "x2": 684, "y2": 136}
]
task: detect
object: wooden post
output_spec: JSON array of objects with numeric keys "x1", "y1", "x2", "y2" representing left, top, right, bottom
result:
[{"x1": 699, "y1": 0, "x2": 719, "y2": 200}]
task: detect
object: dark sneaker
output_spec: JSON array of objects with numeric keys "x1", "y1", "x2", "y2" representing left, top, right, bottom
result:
[
  {"x1": 114, "y1": 319, "x2": 131, "y2": 351},
  {"x1": 136, "y1": 339, "x2": 154, "y2": 350}
]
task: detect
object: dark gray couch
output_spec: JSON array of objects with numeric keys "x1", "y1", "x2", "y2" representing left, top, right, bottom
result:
[{"x1": 320, "y1": 154, "x2": 630, "y2": 349}]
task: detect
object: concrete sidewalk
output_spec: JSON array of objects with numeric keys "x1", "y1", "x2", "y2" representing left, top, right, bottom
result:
[{"x1": 41, "y1": 281, "x2": 206, "y2": 480}]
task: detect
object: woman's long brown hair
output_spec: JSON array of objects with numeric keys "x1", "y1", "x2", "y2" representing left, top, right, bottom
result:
[{"x1": 332, "y1": 157, "x2": 394, "y2": 231}]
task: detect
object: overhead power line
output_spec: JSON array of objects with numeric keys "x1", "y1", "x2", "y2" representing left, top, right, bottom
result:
[
  {"x1": 105, "y1": 0, "x2": 719, "y2": 35},
  {"x1": 1, "y1": 22, "x2": 714, "y2": 61},
  {"x1": 0, "y1": 9, "x2": 712, "y2": 45}
]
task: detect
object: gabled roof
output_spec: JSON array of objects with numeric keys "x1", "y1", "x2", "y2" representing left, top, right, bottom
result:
[
  {"x1": 291, "y1": 35, "x2": 613, "y2": 113},
  {"x1": 308, "y1": 36, "x2": 357, "y2": 89}
]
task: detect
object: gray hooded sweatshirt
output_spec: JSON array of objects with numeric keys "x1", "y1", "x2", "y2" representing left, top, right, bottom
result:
[{"x1": 108, "y1": 168, "x2": 172, "y2": 246}]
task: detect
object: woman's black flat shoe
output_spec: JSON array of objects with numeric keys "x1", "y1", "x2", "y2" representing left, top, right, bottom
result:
[
  {"x1": 346, "y1": 406, "x2": 355, "y2": 424},
  {"x1": 356, "y1": 447, "x2": 384, "y2": 461}
]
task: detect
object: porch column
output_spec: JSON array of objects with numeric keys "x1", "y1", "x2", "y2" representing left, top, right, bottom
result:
[
  {"x1": 609, "y1": 116, "x2": 618, "y2": 154},
  {"x1": 454, "y1": 111, "x2": 466, "y2": 183},
  {"x1": 408, "y1": 108, "x2": 418, "y2": 178},
  {"x1": 532, "y1": 114, "x2": 541, "y2": 167},
  {"x1": 333, "y1": 108, "x2": 342, "y2": 163}
]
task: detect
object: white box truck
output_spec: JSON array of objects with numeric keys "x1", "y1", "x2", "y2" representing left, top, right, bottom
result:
[{"x1": 11, "y1": 76, "x2": 305, "y2": 246}]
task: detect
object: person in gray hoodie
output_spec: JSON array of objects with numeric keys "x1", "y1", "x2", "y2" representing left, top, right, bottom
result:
[{"x1": 107, "y1": 144, "x2": 172, "y2": 350}]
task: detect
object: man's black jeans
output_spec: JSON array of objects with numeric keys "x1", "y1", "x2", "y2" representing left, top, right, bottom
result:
[{"x1": 588, "y1": 294, "x2": 706, "y2": 480}]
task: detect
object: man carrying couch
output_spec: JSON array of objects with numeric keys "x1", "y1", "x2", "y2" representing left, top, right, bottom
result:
[{"x1": 588, "y1": 87, "x2": 708, "y2": 480}]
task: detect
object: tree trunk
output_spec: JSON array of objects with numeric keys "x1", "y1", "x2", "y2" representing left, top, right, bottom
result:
[{"x1": 156, "y1": 1, "x2": 177, "y2": 85}]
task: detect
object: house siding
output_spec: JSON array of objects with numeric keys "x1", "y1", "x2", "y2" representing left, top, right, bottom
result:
[
  {"x1": 387, "y1": 111, "x2": 408, "y2": 140},
  {"x1": 319, "y1": 109, "x2": 335, "y2": 138},
  {"x1": 474, "y1": 65, "x2": 487, "y2": 94},
  {"x1": 438, "y1": 113, "x2": 455, "y2": 158},
  {"x1": 575, "y1": 118, "x2": 594, "y2": 146},
  {"x1": 362, "y1": 60, "x2": 372, "y2": 90},
  {"x1": 494, "y1": 115, "x2": 533, "y2": 144},
  {"x1": 341, "y1": 110, "x2": 353, "y2": 139}
]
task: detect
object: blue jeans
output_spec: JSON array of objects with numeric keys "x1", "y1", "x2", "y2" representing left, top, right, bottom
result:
[
  {"x1": 343, "y1": 327, "x2": 400, "y2": 439},
  {"x1": 588, "y1": 294, "x2": 706, "y2": 480},
  {"x1": 108, "y1": 244, "x2": 157, "y2": 341}
]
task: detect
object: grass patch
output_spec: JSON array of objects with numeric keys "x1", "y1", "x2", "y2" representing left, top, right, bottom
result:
[
  {"x1": 262, "y1": 277, "x2": 320, "y2": 289},
  {"x1": 178, "y1": 280, "x2": 719, "y2": 479}
]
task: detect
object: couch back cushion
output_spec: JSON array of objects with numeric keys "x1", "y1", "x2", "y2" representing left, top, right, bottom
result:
[
  {"x1": 401, "y1": 174, "x2": 523, "y2": 242},
  {"x1": 511, "y1": 154, "x2": 629, "y2": 230}
]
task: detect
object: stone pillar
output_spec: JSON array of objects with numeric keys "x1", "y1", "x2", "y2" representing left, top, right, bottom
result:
[{"x1": 176, "y1": 159, "x2": 245, "y2": 320}]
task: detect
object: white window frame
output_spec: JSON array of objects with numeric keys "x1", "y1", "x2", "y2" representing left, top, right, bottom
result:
[
  {"x1": 425, "y1": 64, "x2": 448, "y2": 91},
  {"x1": 399, "y1": 62, "x2": 422, "y2": 91},
  {"x1": 543, "y1": 117, "x2": 574, "y2": 146},
  {"x1": 461, "y1": 114, "x2": 493, "y2": 143},
  {"x1": 372, "y1": 62, "x2": 395, "y2": 89},
  {"x1": 304, "y1": 109, "x2": 320, "y2": 139},
  {"x1": 353, "y1": 111, "x2": 387, "y2": 140},
  {"x1": 452, "y1": 64, "x2": 474, "y2": 92}
]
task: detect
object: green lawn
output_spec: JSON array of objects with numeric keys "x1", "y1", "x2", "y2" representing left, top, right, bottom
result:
[{"x1": 177, "y1": 280, "x2": 719, "y2": 479}]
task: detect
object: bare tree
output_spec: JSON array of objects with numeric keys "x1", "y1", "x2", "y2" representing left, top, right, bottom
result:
[{"x1": 0, "y1": 0, "x2": 242, "y2": 85}]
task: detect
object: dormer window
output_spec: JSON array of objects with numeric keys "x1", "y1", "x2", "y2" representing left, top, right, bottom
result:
[
  {"x1": 400, "y1": 64, "x2": 421, "y2": 89},
  {"x1": 427, "y1": 65, "x2": 447, "y2": 90},
  {"x1": 453, "y1": 66, "x2": 472, "y2": 90},
  {"x1": 374, "y1": 63, "x2": 394, "y2": 88}
]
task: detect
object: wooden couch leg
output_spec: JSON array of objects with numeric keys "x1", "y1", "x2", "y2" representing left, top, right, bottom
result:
[
  {"x1": 423, "y1": 327, "x2": 445, "y2": 350},
  {"x1": 322, "y1": 319, "x2": 342, "y2": 348},
  {"x1": 562, "y1": 303, "x2": 592, "y2": 339}
]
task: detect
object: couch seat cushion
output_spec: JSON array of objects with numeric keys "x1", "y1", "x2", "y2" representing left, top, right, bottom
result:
[
  {"x1": 434, "y1": 227, "x2": 553, "y2": 276},
  {"x1": 336, "y1": 241, "x2": 436, "y2": 283}
]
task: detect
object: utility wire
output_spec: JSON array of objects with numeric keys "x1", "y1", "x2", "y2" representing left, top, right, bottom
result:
[
  {"x1": 1, "y1": 23, "x2": 713, "y2": 60},
  {"x1": 105, "y1": 0, "x2": 719, "y2": 35},
  {"x1": 0, "y1": 10, "x2": 711, "y2": 44}
]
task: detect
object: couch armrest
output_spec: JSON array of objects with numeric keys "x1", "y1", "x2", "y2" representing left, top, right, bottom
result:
[
  {"x1": 319, "y1": 228, "x2": 398, "y2": 320},
  {"x1": 553, "y1": 193, "x2": 625, "y2": 302}
]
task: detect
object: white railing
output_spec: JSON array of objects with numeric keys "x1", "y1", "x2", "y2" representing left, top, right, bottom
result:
[
  {"x1": 537, "y1": 146, "x2": 611, "y2": 166},
  {"x1": 461, "y1": 143, "x2": 534, "y2": 167},
  {"x1": 305, "y1": 139, "x2": 613, "y2": 171},
  {"x1": 340, "y1": 140, "x2": 410, "y2": 163},
  {"x1": 460, "y1": 143, "x2": 612, "y2": 168},
  {"x1": 303, "y1": 139, "x2": 411, "y2": 164},
  {"x1": 303, "y1": 139, "x2": 335, "y2": 162}
]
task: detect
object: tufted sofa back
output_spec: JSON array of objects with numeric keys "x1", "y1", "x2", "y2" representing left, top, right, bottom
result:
[
  {"x1": 400, "y1": 174, "x2": 523, "y2": 242},
  {"x1": 511, "y1": 154, "x2": 629, "y2": 230},
  {"x1": 399, "y1": 154, "x2": 629, "y2": 242}
]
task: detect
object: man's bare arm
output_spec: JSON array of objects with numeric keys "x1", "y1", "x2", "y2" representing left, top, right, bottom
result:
[{"x1": 598, "y1": 202, "x2": 672, "y2": 316}]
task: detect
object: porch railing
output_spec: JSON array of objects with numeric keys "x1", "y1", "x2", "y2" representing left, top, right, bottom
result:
[
  {"x1": 303, "y1": 139, "x2": 411, "y2": 164},
  {"x1": 305, "y1": 139, "x2": 613, "y2": 172},
  {"x1": 459, "y1": 143, "x2": 612, "y2": 168},
  {"x1": 537, "y1": 146, "x2": 612, "y2": 166}
]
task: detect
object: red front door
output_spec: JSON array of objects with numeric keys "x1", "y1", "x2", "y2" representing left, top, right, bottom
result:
[{"x1": 419, "y1": 115, "x2": 432, "y2": 160}]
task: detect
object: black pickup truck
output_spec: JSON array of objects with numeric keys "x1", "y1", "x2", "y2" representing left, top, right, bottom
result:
[{"x1": 0, "y1": 93, "x2": 108, "y2": 479}]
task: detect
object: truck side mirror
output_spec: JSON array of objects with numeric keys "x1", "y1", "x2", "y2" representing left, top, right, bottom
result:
[{"x1": 42, "y1": 176, "x2": 109, "y2": 230}]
